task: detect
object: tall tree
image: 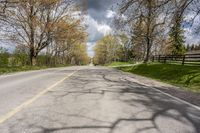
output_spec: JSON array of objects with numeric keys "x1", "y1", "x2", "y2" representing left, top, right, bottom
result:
[
  {"x1": 120, "y1": 0, "x2": 171, "y2": 63},
  {"x1": 169, "y1": 16, "x2": 186, "y2": 55}
]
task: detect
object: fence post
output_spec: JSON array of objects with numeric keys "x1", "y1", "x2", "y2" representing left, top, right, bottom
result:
[
  {"x1": 182, "y1": 55, "x2": 185, "y2": 65},
  {"x1": 164, "y1": 56, "x2": 167, "y2": 63},
  {"x1": 158, "y1": 55, "x2": 160, "y2": 62},
  {"x1": 152, "y1": 56, "x2": 154, "y2": 62}
]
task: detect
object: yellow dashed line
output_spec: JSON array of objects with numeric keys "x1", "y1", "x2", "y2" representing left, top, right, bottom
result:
[{"x1": 0, "y1": 70, "x2": 78, "y2": 124}]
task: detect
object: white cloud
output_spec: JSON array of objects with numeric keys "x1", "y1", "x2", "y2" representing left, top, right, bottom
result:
[
  {"x1": 86, "y1": 15, "x2": 112, "y2": 42},
  {"x1": 97, "y1": 24, "x2": 112, "y2": 35},
  {"x1": 106, "y1": 10, "x2": 116, "y2": 18}
]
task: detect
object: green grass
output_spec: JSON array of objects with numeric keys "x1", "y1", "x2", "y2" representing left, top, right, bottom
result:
[
  {"x1": 106, "y1": 61, "x2": 134, "y2": 67},
  {"x1": 118, "y1": 63, "x2": 200, "y2": 93},
  {"x1": 0, "y1": 66, "x2": 49, "y2": 74}
]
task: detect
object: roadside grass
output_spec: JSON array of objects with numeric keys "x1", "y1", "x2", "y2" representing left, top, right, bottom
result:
[
  {"x1": 0, "y1": 66, "x2": 48, "y2": 74},
  {"x1": 106, "y1": 61, "x2": 134, "y2": 67},
  {"x1": 117, "y1": 63, "x2": 200, "y2": 93}
]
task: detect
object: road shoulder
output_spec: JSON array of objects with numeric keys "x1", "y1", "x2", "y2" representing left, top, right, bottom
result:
[{"x1": 115, "y1": 68, "x2": 200, "y2": 108}]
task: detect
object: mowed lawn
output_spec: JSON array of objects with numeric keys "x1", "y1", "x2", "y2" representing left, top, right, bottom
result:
[{"x1": 118, "y1": 63, "x2": 200, "y2": 93}]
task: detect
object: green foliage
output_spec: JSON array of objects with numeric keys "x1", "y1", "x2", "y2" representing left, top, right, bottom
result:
[
  {"x1": 169, "y1": 17, "x2": 186, "y2": 55},
  {"x1": 93, "y1": 35, "x2": 125, "y2": 65},
  {"x1": 0, "y1": 47, "x2": 9, "y2": 66},
  {"x1": 0, "y1": 46, "x2": 75, "y2": 74},
  {"x1": 118, "y1": 63, "x2": 200, "y2": 93},
  {"x1": 70, "y1": 43, "x2": 90, "y2": 65},
  {"x1": 11, "y1": 46, "x2": 29, "y2": 66}
]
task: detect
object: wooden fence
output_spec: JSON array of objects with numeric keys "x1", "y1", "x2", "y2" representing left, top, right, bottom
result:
[{"x1": 152, "y1": 53, "x2": 200, "y2": 65}]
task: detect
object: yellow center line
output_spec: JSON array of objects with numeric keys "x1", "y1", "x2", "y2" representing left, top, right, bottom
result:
[{"x1": 0, "y1": 70, "x2": 78, "y2": 124}]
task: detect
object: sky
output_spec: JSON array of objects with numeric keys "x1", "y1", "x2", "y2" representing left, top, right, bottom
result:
[{"x1": 86, "y1": 0, "x2": 116, "y2": 57}]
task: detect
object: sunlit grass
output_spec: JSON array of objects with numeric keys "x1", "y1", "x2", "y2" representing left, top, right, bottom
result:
[
  {"x1": 106, "y1": 61, "x2": 134, "y2": 66},
  {"x1": 118, "y1": 63, "x2": 200, "y2": 93}
]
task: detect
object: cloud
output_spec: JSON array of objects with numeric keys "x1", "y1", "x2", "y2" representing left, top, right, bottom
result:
[
  {"x1": 106, "y1": 10, "x2": 116, "y2": 18},
  {"x1": 85, "y1": 0, "x2": 118, "y2": 56},
  {"x1": 97, "y1": 24, "x2": 112, "y2": 35},
  {"x1": 86, "y1": 15, "x2": 112, "y2": 57},
  {"x1": 88, "y1": 0, "x2": 115, "y2": 11},
  {"x1": 86, "y1": 15, "x2": 111, "y2": 42},
  {"x1": 184, "y1": 13, "x2": 200, "y2": 44}
]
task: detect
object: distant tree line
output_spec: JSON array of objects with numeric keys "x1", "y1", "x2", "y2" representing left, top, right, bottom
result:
[
  {"x1": 0, "y1": 44, "x2": 89, "y2": 67},
  {"x1": 0, "y1": 0, "x2": 89, "y2": 67},
  {"x1": 93, "y1": 35, "x2": 125, "y2": 65},
  {"x1": 186, "y1": 44, "x2": 200, "y2": 51}
]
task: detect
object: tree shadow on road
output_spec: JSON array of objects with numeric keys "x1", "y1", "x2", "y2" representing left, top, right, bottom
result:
[{"x1": 5, "y1": 68, "x2": 200, "y2": 133}]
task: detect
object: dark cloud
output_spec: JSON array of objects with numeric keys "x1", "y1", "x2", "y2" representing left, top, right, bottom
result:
[
  {"x1": 88, "y1": 9, "x2": 106, "y2": 22},
  {"x1": 88, "y1": 0, "x2": 115, "y2": 11},
  {"x1": 88, "y1": 0, "x2": 115, "y2": 22},
  {"x1": 86, "y1": 0, "x2": 116, "y2": 40}
]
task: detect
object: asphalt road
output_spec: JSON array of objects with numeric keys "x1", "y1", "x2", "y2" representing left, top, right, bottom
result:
[{"x1": 0, "y1": 66, "x2": 199, "y2": 133}]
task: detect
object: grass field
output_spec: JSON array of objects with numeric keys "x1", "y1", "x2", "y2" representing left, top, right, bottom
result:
[{"x1": 118, "y1": 63, "x2": 200, "y2": 93}]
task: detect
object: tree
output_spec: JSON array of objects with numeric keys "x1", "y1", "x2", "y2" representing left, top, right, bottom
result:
[
  {"x1": 117, "y1": 34, "x2": 130, "y2": 62},
  {"x1": 119, "y1": 0, "x2": 171, "y2": 63},
  {"x1": 130, "y1": 17, "x2": 147, "y2": 61},
  {"x1": 12, "y1": 45, "x2": 29, "y2": 66},
  {"x1": 51, "y1": 17, "x2": 88, "y2": 65},
  {"x1": 93, "y1": 35, "x2": 124, "y2": 65},
  {"x1": 0, "y1": 0, "x2": 76, "y2": 65},
  {"x1": 93, "y1": 39, "x2": 108, "y2": 65},
  {"x1": 0, "y1": 47, "x2": 9, "y2": 66},
  {"x1": 0, "y1": 0, "x2": 18, "y2": 16},
  {"x1": 169, "y1": 17, "x2": 186, "y2": 55}
]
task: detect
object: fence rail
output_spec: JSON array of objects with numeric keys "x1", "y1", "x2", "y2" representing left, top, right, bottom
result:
[{"x1": 152, "y1": 53, "x2": 200, "y2": 65}]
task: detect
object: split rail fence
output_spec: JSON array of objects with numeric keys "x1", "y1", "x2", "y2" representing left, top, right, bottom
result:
[{"x1": 152, "y1": 53, "x2": 200, "y2": 65}]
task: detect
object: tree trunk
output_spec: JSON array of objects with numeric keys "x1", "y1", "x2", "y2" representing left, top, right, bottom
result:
[
  {"x1": 30, "y1": 55, "x2": 37, "y2": 66},
  {"x1": 29, "y1": 1, "x2": 36, "y2": 66},
  {"x1": 144, "y1": 0, "x2": 152, "y2": 64},
  {"x1": 32, "y1": 56, "x2": 37, "y2": 66},
  {"x1": 30, "y1": 48, "x2": 37, "y2": 66},
  {"x1": 144, "y1": 48, "x2": 150, "y2": 63},
  {"x1": 144, "y1": 37, "x2": 151, "y2": 63}
]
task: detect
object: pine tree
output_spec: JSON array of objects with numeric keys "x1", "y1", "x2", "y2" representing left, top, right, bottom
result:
[{"x1": 169, "y1": 17, "x2": 186, "y2": 55}]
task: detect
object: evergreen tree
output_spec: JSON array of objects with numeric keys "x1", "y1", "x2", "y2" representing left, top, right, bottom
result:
[{"x1": 169, "y1": 17, "x2": 186, "y2": 55}]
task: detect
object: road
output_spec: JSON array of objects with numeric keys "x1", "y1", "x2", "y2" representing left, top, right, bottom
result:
[{"x1": 0, "y1": 66, "x2": 199, "y2": 133}]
